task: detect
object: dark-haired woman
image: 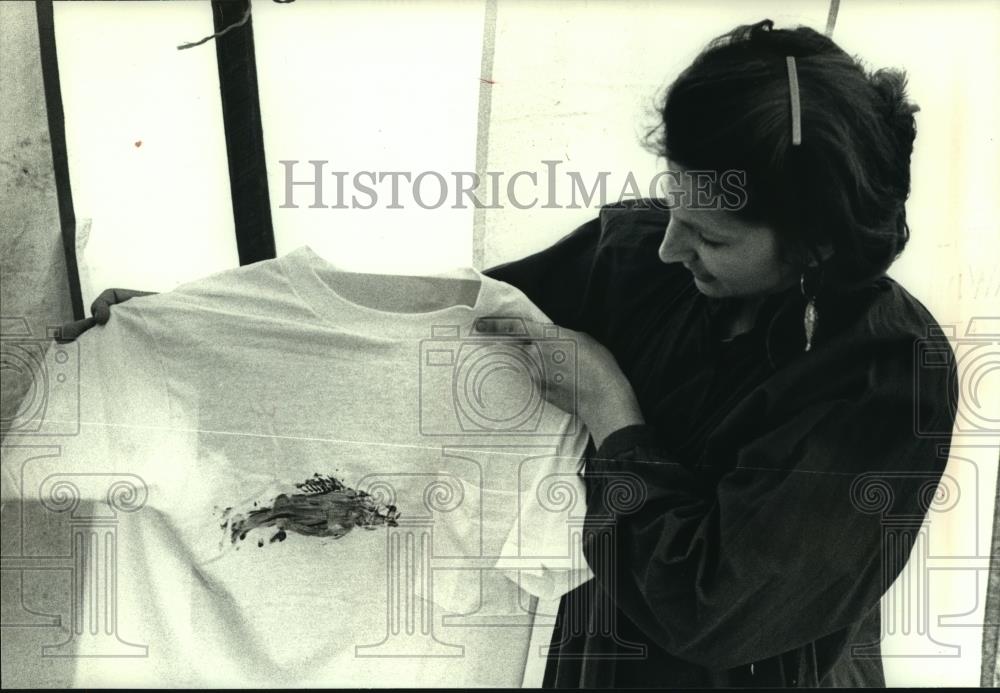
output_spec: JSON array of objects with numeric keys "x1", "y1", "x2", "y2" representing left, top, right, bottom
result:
[
  {"x1": 483, "y1": 20, "x2": 956, "y2": 688},
  {"x1": 61, "y1": 20, "x2": 956, "y2": 689}
]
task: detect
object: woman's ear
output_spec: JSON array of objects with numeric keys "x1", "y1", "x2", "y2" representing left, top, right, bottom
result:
[
  {"x1": 815, "y1": 242, "x2": 835, "y2": 263},
  {"x1": 801, "y1": 241, "x2": 835, "y2": 267}
]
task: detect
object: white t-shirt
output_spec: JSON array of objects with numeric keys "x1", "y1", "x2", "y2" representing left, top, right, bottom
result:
[{"x1": 1, "y1": 246, "x2": 591, "y2": 687}]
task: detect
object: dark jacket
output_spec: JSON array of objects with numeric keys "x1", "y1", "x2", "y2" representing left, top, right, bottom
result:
[{"x1": 484, "y1": 201, "x2": 957, "y2": 688}]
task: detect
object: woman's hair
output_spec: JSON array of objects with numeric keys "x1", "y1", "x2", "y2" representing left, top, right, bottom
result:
[{"x1": 647, "y1": 19, "x2": 919, "y2": 289}]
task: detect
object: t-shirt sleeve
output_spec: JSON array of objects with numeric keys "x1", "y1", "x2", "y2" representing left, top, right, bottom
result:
[
  {"x1": 0, "y1": 308, "x2": 176, "y2": 680},
  {"x1": 1, "y1": 332, "x2": 114, "y2": 505},
  {"x1": 495, "y1": 426, "x2": 595, "y2": 602},
  {"x1": 577, "y1": 335, "x2": 956, "y2": 669}
]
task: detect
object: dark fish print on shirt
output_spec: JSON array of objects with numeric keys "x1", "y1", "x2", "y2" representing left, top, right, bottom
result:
[{"x1": 219, "y1": 474, "x2": 401, "y2": 547}]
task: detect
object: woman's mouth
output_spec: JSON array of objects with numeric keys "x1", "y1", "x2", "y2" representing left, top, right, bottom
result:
[{"x1": 685, "y1": 265, "x2": 716, "y2": 283}]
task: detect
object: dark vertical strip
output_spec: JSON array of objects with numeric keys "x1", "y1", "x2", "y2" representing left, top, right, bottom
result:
[
  {"x1": 35, "y1": 1, "x2": 84, "y2": 320},
  {"x1": 212, "y1": 0, "x2": 275, "y2": 266},
  {"x1": 983, "y1": 480, "x2": 1000, "y2": 687}
]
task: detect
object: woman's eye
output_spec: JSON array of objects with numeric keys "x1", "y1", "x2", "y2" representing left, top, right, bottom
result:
[{"x1": 698, "y1": 234, "x2": 724, "y2": 248}]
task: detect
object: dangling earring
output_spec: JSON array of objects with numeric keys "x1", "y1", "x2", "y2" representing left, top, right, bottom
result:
[{"x1": 800, "y1": 266, "x2": 821, "y2": 352}]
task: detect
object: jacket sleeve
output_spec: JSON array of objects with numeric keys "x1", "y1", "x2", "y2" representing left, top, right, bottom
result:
[
  {"x1": 483, "y1": 203, "x2": 675, "y2": 348},
  {"x1": 578, "y1": 334, "x2": 956, "y2": 669},
  {"x1": 482, "y1": 216, "x2": 602, "y2": 334}
]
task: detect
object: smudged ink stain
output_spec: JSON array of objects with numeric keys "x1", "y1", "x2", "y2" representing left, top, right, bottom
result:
[{"x1": 223, "y1": 474, "x2": 400, "y2": 548}]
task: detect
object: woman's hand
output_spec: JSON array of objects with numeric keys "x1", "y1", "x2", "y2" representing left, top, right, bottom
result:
[
  {"x1": 56, "y1": 288, "x2": 156, "y2": 343},
  {"x1": 474, "y1": 317, "x2": 645, "y2": 448}
]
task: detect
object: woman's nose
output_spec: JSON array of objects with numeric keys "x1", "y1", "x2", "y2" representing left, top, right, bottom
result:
[{"x1": 658, "y1": 221, "x2": 692, "y2": 264}]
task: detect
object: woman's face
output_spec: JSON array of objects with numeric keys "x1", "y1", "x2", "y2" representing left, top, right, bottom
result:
[{"x1": 658, "y1": 164, "x2": 798, "y2": 299}]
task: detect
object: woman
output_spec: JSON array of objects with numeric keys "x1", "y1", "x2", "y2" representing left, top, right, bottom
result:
[
  {"x1": 63, "y1": 20, "x2": 955, "y2": 688},
  {"x1": 480, "y1": 20, "x2": 956, "y2": 688}
]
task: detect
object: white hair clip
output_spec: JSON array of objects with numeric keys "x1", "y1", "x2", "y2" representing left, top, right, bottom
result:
[{"x1": 786, "y1": 56, "x2": 803, "y2": 146}]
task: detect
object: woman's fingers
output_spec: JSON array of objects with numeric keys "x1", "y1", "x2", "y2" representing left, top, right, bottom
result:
[
  {"x1": 54, "y1": 317, "x2": 98, "y2": 344},
  {"x1": 474, "y1": 315, "x2": 642, "y2": 443},
  {"x1": 473, "y1": 316, "x2": 581, "y2": 412},
  {"x1": 91, "y1": 288, "x2": 155, "y2": 324},
  {"x1": 474, "y1": 315, "x2": 536, "y2": 337},
  {"x1": 474, "y1": 315, "x2": 563, "y2": 347},
  {"x1": 54, "y1": 288, "x2": 156, "y2": 342}
]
